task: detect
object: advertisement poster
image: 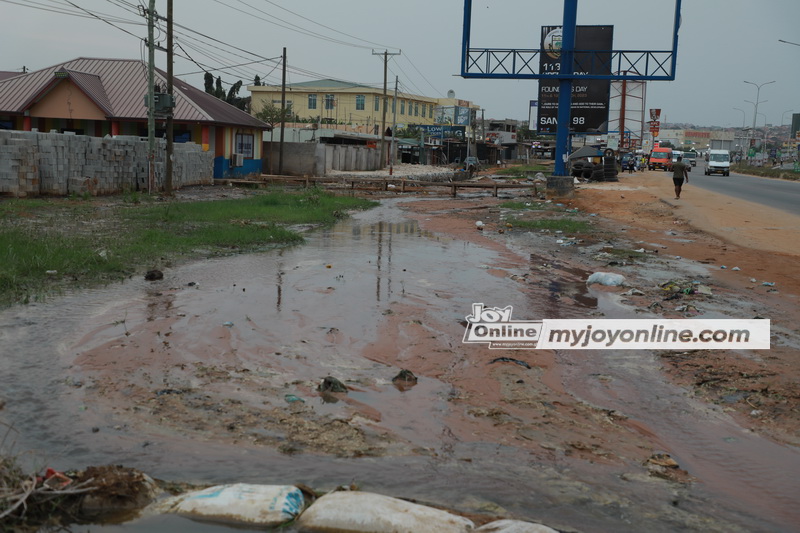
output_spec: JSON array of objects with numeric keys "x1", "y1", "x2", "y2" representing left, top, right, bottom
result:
[{"x1": 537, "y1": 25, "x2": 613, "y2": 134}]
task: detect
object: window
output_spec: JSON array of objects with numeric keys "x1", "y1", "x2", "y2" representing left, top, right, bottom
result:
[
  {"x1": 235, "y1": 133, "x2": 254, "y2": 158},
  {"x1": 414, "y1": 102, "x2": 419, "y2": 117},
  {"x1": 325, "y1": 94, "x2": 335, "y2": 110},
  {"x1": 400, "y1": 100, "x2": 405, "y2": 115},
  {"x1": 421, "y1": 104, "x2": 426, "y2": 118},
  {"x1": 308, "y1": 94, "x2": 317, "y2": 110},
  {"x1": 391, "y1": 99, "x2": 396, "y2": 113},
  {"x1": 375, "y1": 95, "x2": 380, "y2": 112},
  {"x1": 356, "y1": 95, "x2": 365, "y2": 111}
]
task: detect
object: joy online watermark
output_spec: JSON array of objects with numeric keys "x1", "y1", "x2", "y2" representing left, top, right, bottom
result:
[{"x1": 462, "y1": 304, "x2": 770, "y2": 350}]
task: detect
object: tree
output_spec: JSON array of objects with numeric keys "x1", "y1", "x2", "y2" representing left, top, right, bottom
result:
[
  {"x1": 253, "y1": 75, "x2": 261, "y2": 86},
  {"x1": 214, "y1": 77, "x2": 225, "y2": 99},
  {"x1": 204, "y1": 72, "x2": 214, "y2": 94},
  {"x1": 226, "y1": 80, "x2": 246, "y2": 110},
  {"x1": 255, "y1": 101, "x2": 294, "y2": 174}
]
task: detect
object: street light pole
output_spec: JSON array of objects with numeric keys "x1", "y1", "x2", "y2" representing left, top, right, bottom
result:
[
  {"x1": 733, "y1": 107, "x2": 745, "y2": 128},
  {"x1": 743, "y1": 80, "x2": 775, "y2": 156}
]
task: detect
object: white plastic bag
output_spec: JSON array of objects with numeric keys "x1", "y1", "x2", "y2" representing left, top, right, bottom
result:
[
  {"x1": 297, "y1": 490, "x2": 474, "y2": 533},
  {"x1": 476, "y1": 519, "x2": 560, "y2": 532},
  {"x1": 163, "y1": 483, "x2": 303, "y2": 527},
  {"x1": 586, "y1": 271, "x2": 625, "y2": 286}
]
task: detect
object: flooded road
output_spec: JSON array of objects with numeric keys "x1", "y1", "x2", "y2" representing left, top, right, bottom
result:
[{"x1": 1, "y1": 196, "x2": 798, "y2": 532}]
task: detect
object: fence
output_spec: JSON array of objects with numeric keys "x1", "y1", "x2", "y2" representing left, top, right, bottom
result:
[{"x1": 0, "y1": 130, "x2": 214, "y2": 196}]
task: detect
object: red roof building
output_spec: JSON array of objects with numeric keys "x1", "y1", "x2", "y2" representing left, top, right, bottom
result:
[{"x1": 0, "y1": 58, "x2": 268, "y2": 177}]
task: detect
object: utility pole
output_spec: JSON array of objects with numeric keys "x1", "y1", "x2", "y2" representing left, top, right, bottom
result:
[
  {"x1": 372, "y1": 49, "x2": 400, "y2": 167},
  {"x1": 165, "y1": 0, "x2": 174, "y2": 195},
  {"x1": 278, "y1": 47, "x2": 286, "y2": 175},
  {"x1": 389, "y1": 76, "x2": 398, "y2": 175},
  {"x1": 147, "y1": 0, "x2": 156, "y2": 192}
]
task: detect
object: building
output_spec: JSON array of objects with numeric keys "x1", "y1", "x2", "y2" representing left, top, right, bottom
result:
[
  {"x1": 249, "y1": 79, "x2": 443, "y2": 135},
  {"x1": 0, "y1": 58, "x2": 269, "y2": 178}
]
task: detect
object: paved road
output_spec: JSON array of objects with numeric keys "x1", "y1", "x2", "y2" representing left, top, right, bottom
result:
[{"x1": 685, "y1": 163, "x2": 800, "y2": 217}]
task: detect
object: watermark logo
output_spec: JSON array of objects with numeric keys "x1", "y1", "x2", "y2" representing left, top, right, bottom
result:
[
  {"x1": 462, "y1": 304, "x2": 770, "y2": 350},
  {"x1": 463, "y1": 303, "x2": 543, "y2": 349}
]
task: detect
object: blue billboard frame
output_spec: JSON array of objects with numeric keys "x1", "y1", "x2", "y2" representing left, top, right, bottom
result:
[{"x1": 460, "y1": 0, "x2": 682, "y2": 175}]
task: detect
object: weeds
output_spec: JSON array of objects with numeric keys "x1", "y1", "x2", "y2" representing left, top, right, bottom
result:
[
  {"x1": 507, "y1": 217, "x2": 593, "y2": 233},
  {"x1": 0, "y1": 188, "x2": 377, "y2": 307},
  {"x1": 494, "y1": 164, "x2": 551, "y2": 178},
  {"x1": 498, "y1": 200, "x2": 552, "y2": 211}
]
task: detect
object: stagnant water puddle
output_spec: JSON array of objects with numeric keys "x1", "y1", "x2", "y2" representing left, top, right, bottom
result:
[{"x1": 1, "y1": 197, "x2": 798, "y2": 532}]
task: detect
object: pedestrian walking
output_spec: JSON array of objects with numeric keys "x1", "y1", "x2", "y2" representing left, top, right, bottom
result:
[{"x1": 672, "y1": 155, "x2": 689, "y2": 199}]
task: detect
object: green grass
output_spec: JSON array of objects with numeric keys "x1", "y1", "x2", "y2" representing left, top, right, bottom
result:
[
  {"x1": 0, "y1": 187, "x2": 377, "y2": 306},
  {"x1": 494, "y1": 164, "x2": 551, "y2": 177},
  {"x1": 507, "y1": 217, "x2": 593, "y2": 233},
  {"x1": 730, "y1": 163, "x2": 799, "y2": 181},
  {"x1": 498, "y1": 200, "x2": 552, "y2": 211}
]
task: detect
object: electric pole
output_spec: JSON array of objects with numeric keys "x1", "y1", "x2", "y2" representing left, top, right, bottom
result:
[
  {"x1": 372, "y1": 49, "x2": 400, "y2": 167},
  {"x1": 165, "y1": 0, "x2": 174, "y2": 195},
  {"x1": 147, "y1": 0, "x2": 156, "y2": 192},
  {"x1": 390, "y1": 76, "x2": 398, "y2": 175},
  {"x1": 278, "y1": 47, "x2": 287, "y2": 176}
]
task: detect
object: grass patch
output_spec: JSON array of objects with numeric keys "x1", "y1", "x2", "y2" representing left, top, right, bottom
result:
[
  {"x1": 494, "y1": 164, "x2": 551, "y2": 178},
  {"x1": 507, "y1": 217, "x2": 593, "y2": 233},
  {"x1": 730, "y1": 163, "x2": 799, "y2": 181},
  {"x1": 498, "y1": 200, "x2": 552, "y2": 211},
  {"x1": 0, "y1": 187, "x2": 376, "y2": 307}
]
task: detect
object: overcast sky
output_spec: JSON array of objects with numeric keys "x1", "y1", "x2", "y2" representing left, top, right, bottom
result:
[{"x1": 2, "y1": 0, "x2": 798, "y2": 128}]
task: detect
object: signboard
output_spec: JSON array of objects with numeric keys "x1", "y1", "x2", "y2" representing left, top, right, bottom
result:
[
  {"x1": 649, "y1": 109, "x2": 661, "y2": 121},
  {"x1": 418, "y1": 124, "x2": 466, "y2": 139},
  {"x1": 528, "y1": 100, "x2": 539, "y2": 131},
  {"x1": 435, "y1": 106, "x2": 472, "y2": 126},
  {"x1": 537, "y1": 25, "x2": 613, "y2": 134}
]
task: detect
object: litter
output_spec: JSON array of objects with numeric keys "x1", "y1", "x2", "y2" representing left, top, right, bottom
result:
[
  {"x1": 586, "y1": 272, "x2": 625, "y2": 286},
  {"x1": 489, "y1": 357, "x2": 531, "y2": 369},
  {"x1": 476, "y1": 519, "x2": 560, "y2": 532},
  {"x1": 161, "y1": 484, "x2": 303, "y2": 527},
  {"x1": 296, "y1": 491, "x2": 474, "y2": 533},
  {"x1": 762, "y1": 282, "x2": 775, "y2": 287}
]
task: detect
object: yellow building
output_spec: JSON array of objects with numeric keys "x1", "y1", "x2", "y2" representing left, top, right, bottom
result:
[{"x1": 248, "y1": 79, "x2": 441, "y2": 133}]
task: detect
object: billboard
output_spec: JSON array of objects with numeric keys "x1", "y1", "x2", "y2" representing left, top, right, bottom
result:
[
  {"x1": 435, "y1": 106, "x2": 472, "y2": 126},
  {"x1": 537, "y1": 25, "x2": 613, "y2": 134},
  {"x1": 418, "y1": 124, "x2": 467, "y2": 139}
]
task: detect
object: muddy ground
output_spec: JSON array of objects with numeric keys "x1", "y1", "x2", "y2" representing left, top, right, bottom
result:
[{"x1": 2, "y1": 167, "x2": 799, "y2": 532}]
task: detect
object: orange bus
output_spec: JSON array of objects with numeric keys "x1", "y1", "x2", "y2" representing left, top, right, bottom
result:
[{"x1": 648, "y1": 147, "x2": 673, "y2": 171}]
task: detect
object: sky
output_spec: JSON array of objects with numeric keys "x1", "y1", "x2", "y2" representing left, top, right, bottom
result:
[{"x1": 1, "y1": 0, "x2": 799, "y2": 128}]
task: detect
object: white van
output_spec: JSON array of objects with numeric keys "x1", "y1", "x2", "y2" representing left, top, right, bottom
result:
[{"x1": 705, "y1": 150, "x2": 730, "y2": 176}]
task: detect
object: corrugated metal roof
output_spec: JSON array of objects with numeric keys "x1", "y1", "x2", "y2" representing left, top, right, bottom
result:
[
  {"x1": 278, "y1": 78, "x2": 375, "y2": 90},
  {"x1": 0, "y1": 57, "x2": 267, "y2": 129},
  {"x1": 0, "y1": 72, "x2": 20, "y2": 82}
]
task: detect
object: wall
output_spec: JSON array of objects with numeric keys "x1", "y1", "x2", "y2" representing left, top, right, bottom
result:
[
  {"x1": 262, "y1": 142, "x2": 382, "y2": 176},
  {"x1": 0, "y1": 130, "x2": 213, "y2": 197}
]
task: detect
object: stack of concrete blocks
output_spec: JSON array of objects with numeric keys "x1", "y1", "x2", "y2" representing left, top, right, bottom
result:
[
  {"x1": 0, "y1": 131, "x2": 38, "y2": 196},
  {"x1": 35, "y1": 132, "x2": 71, "y2": 195},
  {"x1": 0, "y1": 130, "x2": 213, "y2": 197}
]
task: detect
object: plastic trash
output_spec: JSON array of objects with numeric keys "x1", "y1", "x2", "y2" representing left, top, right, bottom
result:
[
  {"x1": 586, "y1": 272, "x2": 625, "y2": 286},
  {"x1": 476, "y1": 519, "x2": 560, "y2": 532},
  {"x1": 162, "y1": 484, "x2": 303, "y2": 527},
  {"x1": 284, "y1": 394, "x2": 305, "y2": 403},
  {"x1": 223, "y1": 321, "x2": 234, "y2": 328},
  {"x1": 762, "y1": 282, "x2": 775, "y2": 287},
  {"x1": 732, "y1": 266, "x2": 741, "y2": 271},
  {"x1": 296, "y1": 491, "x2": 474, "y2": 533}
]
